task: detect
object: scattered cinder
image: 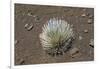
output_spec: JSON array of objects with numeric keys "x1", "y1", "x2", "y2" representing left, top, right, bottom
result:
[
  {"x1": 87, "y1": 19, "x2": 92, "y2": 24},
  {"x1": 24, "y1": 23, "x2": 33, "y2": 31},
  {"x1": 79, "y1": 36, "x2": 83, "y2": 40},
  {"x1": 27, "y1": 24, "x2": 33, "y2": 31},
  {"x1": 84, "y1": 29, "x2": 88, "y2": 33},
  {"x1": 18, "y1": 58, "x2": 25, "y2": 65},
  {"x1": 88, "y1": 15, "x2": 93, "y2": 18},
  {"x1": 34, "y1": 15, "x2": 42, "y2": 23},
  {"x1": 27, "y1": 10, "x2": 34, "y2": 16},
  {"x1": 24, "y1": 23, "x2": 28, "y2": 28},
  {"x1": 57, "y1": 51, "x2": 63, "y2": 55},
  {"x1": 15, "y1": 40, "x2": 19, "y2": 45},
  {"x1": 69, "y1": 47, "x2": 80, "y2": 58},
  {"x1": 89, "y1": 39, "x2": 94, "y2": 48},
  {"x1": 32, "y1": 15, "x2": 37, "y2": 18},
  {"x1": 27, "y1": 13, "x2": 33, "y2": 16},
  {"x1": 81, "y1": 13, "x2": 86, "y2": 17},
  {"x1": 47, "y1": 47, "x2": 64, "y2": 57}
]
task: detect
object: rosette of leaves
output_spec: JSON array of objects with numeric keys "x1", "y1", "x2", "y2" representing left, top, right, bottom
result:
[{"x1": 39, "y1": 18, "x2": 74, "y2": 56}]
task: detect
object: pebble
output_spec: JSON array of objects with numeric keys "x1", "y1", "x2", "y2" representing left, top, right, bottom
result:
[
  {"x1": 79, "y1": 36, "x2": 83, "y2": 40},
  {"x1": 27, "y1": 24, "x2": 33, "y2": 31},
  {"x1": 89, "y1": 15, "x2": 93, "y2": 18},
  {"x1": 87, "y1": 19, "x2": 92, "y2": 24},
  {"x1": 27, "y1": 13, "x2": 32, "y2": 16},
  {"x1": 84, "y1": 29, "x2": 88, "y2": 33},
  {"x1": 34, "y1": 16, "x2": 42, "y2": 23},
  {"x1": 81, "y1": 13, "x2": 86, "y2": 17},
  {"x1": 89, "y1": 39, "x2": 94, "y2": 48},
  {"x1": 24, "y1": 23, "x2": 33, "y2": 31},
  {"x1": 15, "y1": 40, "x2": 19, "y2": 45},
  {"x1": 69, "y1": 47, "x2": 79, "y2": 57},
  {"x1": 24, "y1": 23, "x2": 28, "y2": 28},
  {"x1": 27, "y1": 10, "x2": 34, "y2": 16},
  {"x1": 33, "y1": 15, "x2": 37, "y2": 18},
  {"x1": 57, "y1": 51, "x2": 63, "y2": 55},
  {"x1": 35, "y1": 16, "x2": 40, "y2": 21},
  {"x1": 18, "y1": 58, "x2": 25, "y2": 64}
]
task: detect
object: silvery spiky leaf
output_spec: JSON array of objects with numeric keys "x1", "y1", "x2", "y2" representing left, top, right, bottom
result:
[{"x1": 39, "y1": 18, "x2": 74, "y2": 56}]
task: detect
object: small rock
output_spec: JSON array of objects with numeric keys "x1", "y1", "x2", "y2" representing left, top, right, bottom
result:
[
  {"x1": 24, "y1": 23, "x2": 28, "y2": 28},
  {"x1": 33, "y1": 15, "x2": 37, "y2": 18},
  {"x1": 79, "y1": 36, "x2": 83, "y2": 40},
  {"x1": 27, "y1": 10, "x2": 34, "y2": 16},
  {"x1": 81, "y1": 13, "x2": 86, "y2": 17},
  {"x1": 84, "y1": 29, "x2": 88, "y2": 33},
  {"x1": 34, "y1": 16, "x2": 42, "y2": 22},
  {"x1": 19, "y1": 60, "x2": 25, "y2": 64},
  {"x1": 89, "y1": 15, "x2": 93, "y2": 18},
  {"x1": 87, "y1": 19, "x2": 92, "y2": 24},
  {"x1": 72, "y1": 52, "x2": 81, "y2": 58},
  {"x1": 15, "y1": 40, "x2": 19, "y2": 45},
  {"x1": 57, "y1": 51, "x2": 63, "y2": 55},
  {"x1": 35, "y1": 17, "x2": 40, "y2": 22},
  {"x1": 69, "y1": 47, "x2": 79, "y2": 56},
  {"x1": 24, "y1": 23, "x2": 33, "y2": 31},
  {"x1": 18, "y1": 58, "x2": 25, "y2": 65},
  {"x1": 89, "y1": 39, "x2": 94, "y2": 48},
  {"x1": 27, "y1": 24, "x2": 33, "y2": 31},
  {"x1": 27, "y1": 13, "x2": 32, "y2": 16}
]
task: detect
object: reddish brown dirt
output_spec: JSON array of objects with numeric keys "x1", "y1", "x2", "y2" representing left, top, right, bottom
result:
[{"x1": 15, "y1": 4, "x2": 94, "y2": 65}]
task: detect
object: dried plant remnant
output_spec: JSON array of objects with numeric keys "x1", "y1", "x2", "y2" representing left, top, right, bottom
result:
[{"x1": 39, "y1": 18, "x2": 74, "y2": 56}]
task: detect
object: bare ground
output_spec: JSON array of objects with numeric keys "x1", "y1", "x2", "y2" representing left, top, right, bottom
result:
[{"x1": 14, "y1": 4, "x2": 94, "y2": 65}]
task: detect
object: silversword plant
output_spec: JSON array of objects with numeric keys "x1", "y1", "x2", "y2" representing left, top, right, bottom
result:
[{"x1": 39, "y1": 18, "x2": 74, "y2": 56}]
